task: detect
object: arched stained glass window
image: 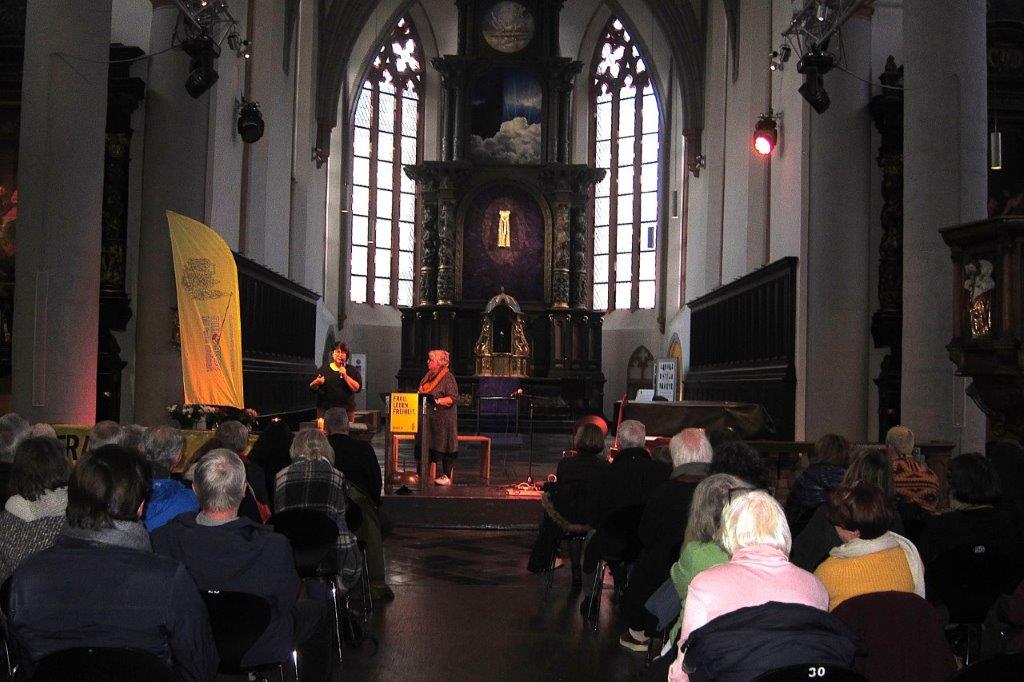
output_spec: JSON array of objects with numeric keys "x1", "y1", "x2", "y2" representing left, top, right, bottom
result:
[
  {"x1": 350, "y1": 17, "x2": 422, "y2": 306},
  {"x1": 591, "y1": 18, "x2": 660, "y2": 311}
]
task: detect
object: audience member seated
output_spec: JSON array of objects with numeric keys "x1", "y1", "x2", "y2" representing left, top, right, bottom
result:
[
  {"x1": 667, "y1": 490, "x2": 830, "y2": 681},
  {"x1": 216, "y1": 420, "x2": 270, "y2": 522},
  {"x1": 274, "y1": 428, "x2": 362, "y2": 589},
  {"x1": 8, "y1": 445, "x2": 218, "y2": 681},
  {"x1": 620, "y1": 428, "x2": 712, "y2": 652},
  {"x1": 988, "y1": 437, "x2": 1024, "y2": 529},
  {"x1": 661, "y1": 474, "x2": 745, "y2": 655},
  {"x1": 813, "y1": 482, "x2": 925, "y2": 611},
  {"x1": 141, "y1": 426, "x2": 199, "y2": 532},
  {"x1": 119, "y1": 424, "x2": 147, "y2": 454},
  {"x1": 886, "y1": 425, "x2": 940, "y2": 539},
  {"x1": 247, "y1": 419, "x2": 295, "y2": 498},
  {"x1": 0, "y1": 412, "x2": 30, "y2": 505},
  {"x1": 708, "y1": 441, "x2": 770, "y2": 490},
  {"x1": 791, "y1": 448, "x2": 904, "y2": 572},
  {"x1": 28, "y1": 423, "x2": 57, "y2": 439},
  {"x1": 917, "y1": 452, "x2": 1022, "y2": 568},
  {"x1": 591, "y1": 420, "x2": 669, "y2": 527},
  {"x1": 583, "y1": 420, "x2": 669, "y2": 591},
  {"x1": 152, "y1": 449, "x2": 333, "y2": 679},
  {"x1": 323, "y1": 407, "x2": 391, "y2": 601},
  {"x1": 785, "y1": 434, "x2": 851, "y2": 536},
  {"x1": 833, "y1": 591, "x2": 956, "y2": 682},
  {"x1": 527, "y1": 422, "x2": 608, "y2": 584},
  {"x1": 85, "y1": 420, "x2": 122, "y2": 455},
  {"x1": 0, "y1": 436, "x2": 70, "y2": 584}
]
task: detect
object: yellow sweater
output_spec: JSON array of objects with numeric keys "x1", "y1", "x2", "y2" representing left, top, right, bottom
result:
[{"x1": 814, "y1": 547, "x2": 916, "y2": 611}]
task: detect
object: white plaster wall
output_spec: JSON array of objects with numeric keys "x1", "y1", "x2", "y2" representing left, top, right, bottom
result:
[
  {"x1": 110, "y1": 0, "x2": 151, "y2": 49},
  {"x1": 803, "y1": 16, "x2": 874, "y2": 442},
  {"x1": 240, "y1": 0, "x2": 297, "y2": 274}
]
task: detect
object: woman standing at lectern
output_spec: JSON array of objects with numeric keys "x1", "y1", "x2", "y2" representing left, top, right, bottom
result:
[
  {"x1": 310, "y1": 342, "x2": 362, "y2": 419},
  {"x1": 418, "y1": 349, "x2": 459, "y2": 486}
]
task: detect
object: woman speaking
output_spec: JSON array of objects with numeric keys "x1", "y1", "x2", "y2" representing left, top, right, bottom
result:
[
  {"x1": 418, "y1": 349, "x2": 459, "y2": 486},
  {"x1": 310, "y1": 342, "x2": 362, "y2": 418}
]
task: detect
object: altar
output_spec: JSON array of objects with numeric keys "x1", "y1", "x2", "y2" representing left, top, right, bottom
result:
[{"x1": 397, "y1": 0, "x2": 605, "y2": 424}]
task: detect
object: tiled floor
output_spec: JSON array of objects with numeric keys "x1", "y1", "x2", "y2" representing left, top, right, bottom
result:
[{"x1": 341, "y1": 528, "x2": 648, "y2": 681}]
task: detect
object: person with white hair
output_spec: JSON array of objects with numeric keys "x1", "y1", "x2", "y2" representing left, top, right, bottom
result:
[
  {"x1": 581, "y1": 420, "x2": 670, "y2": 607},
  {"x1": 214, "y1": 419, "x2": 270, "y2": 523},
  {"x1": 620, "y1": 428, "x2": 713, "y2": 652},
  {"x1": 667, "y1": 490, "x2": 829, "y2": 681},
  {"x1": 153, "y1": 449, "x2": 333, "y2": 679},
  {"x1": 417, "y1": 348, "x2": 459, "y2": 485}
]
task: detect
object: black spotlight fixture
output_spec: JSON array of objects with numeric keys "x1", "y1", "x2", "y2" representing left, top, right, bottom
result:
[
  {"x1": 797, "y1": 48, "x2": 835, "y2": 114},
  {"x1": 237, "y1": 100, "x2": 265, "y2": 143},
  {"x1": 183, "y1": 36, "x2": 221, "y2": 99}
]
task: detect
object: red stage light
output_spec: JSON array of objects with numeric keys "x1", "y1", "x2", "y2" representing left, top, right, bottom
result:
[{"x1": 753, "y1": 116, "x2": 778, "y2": 157}]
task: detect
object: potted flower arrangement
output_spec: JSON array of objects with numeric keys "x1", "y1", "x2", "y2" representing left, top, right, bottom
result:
[{"x1": 166, "y1": 403, "x2": 218, "y2": 430}]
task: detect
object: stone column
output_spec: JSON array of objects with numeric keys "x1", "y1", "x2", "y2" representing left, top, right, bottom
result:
[
  {"x1": 901, "y1": 0, "x2": 987, "y2": 450},
  {"x1": 12, "y1": 0, "x2": 112, "y2": 423},
  {"x1": 133, "y1": 0, "x2": 212, "y2": 425}
]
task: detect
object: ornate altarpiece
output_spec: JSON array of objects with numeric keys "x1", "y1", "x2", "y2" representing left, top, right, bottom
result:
[{"x1": 398, "y1": 0, "x2": 605, "y2": 417}]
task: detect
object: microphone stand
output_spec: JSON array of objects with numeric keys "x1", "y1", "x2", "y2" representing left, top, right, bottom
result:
[{"x1": 512, "y1": 393, "x2": 537, "y2": 489}]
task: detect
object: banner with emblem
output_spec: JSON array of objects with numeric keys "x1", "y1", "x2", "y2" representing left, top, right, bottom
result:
[{"x1": 167, "y1": 210, "x2": 244, "y2": 408}]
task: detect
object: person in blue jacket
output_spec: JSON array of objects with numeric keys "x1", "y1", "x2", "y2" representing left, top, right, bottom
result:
[{"x1": 141, "y1": 425, "x2": 199, "y2": 532}]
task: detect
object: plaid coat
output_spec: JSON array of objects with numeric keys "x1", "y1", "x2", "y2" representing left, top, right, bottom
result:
[{"x1": 274, "y1": 459, "x2": 362, "y2": 587}]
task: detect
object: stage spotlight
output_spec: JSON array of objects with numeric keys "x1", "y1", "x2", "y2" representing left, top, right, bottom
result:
[
  {"x1": 797, "y1": 49, "x2": 835, "y2": 114},
  {"x1": 237, "y1": 100, "x2": 265, "y2": 143},
  {"x1": 753, "y1": 115, "x2": 778, "y2": 156},
  {"x1": 183, "y1": 36, "x2": 220, "y2": 99}
]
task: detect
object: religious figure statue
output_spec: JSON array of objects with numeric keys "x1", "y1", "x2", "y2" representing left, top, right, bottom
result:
[
  {"x1": 963, "y1": 259, "x2": 995, "y2": 337},
  {"x1": 497, "y1": 209, "x2": 511, "y2": 248}
]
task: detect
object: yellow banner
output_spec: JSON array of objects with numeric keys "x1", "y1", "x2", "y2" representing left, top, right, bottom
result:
[
  {"x1": 167, "y1": 210, "x2": 244, "y2": 408},
  {"x1": 389, "y1": 392, "x2": 419, "y2": 434}
]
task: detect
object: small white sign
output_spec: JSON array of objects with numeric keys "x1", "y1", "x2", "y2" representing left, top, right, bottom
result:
[
  {"x1": 655, "y1": 358, "x2": 677, "y2": 400},
  {"x1": 635, "y1": 388, "x2": 655, "y2": 402},
  {"x1": 351, "y1": 353, "x2": 367, "y2": 410}
]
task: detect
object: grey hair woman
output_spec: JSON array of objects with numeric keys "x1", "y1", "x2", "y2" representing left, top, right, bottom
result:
[{"x1": 274, "y1": 427, "x2": 361, "y2": 588}]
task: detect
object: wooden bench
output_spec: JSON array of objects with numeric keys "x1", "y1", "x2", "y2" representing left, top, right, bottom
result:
[{"x1": 388, "y1": 433, "x2": 491, "y2": 486}]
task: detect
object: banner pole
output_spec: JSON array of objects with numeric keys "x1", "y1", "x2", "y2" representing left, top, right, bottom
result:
[{"x1": 419, "y1": 395, "x2": 430, "y2": 492}]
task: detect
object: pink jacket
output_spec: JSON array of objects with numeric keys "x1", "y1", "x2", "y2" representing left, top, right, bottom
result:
[{"x1": 668, "y1": 545, "x2": 829, "y2": 682}]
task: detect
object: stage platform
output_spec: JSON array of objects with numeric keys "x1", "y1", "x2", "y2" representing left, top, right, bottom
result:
[{"x1": 371, "y1": 431, "x2": 571, "y2": 529}]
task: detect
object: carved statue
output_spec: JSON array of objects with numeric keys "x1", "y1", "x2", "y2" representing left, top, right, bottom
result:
[
  {"x1": 512, "y1": 317, "x2": 529, "y2": 357},
  {"x1": 497, "y1": 209, "x2": 511, "y2": 248}
]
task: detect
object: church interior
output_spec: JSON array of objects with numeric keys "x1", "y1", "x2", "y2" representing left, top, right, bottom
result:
[{"x1": 2, "y1": 0, "x2": 1024, "y2": 680}]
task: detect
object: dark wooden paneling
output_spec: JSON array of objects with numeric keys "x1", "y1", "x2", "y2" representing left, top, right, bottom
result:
[
  {"x1": 234, "y1": 254, "x2": 318, "y2": 417},
  {"x1": 686, "y1": 257, "x2": 798, "y2": 439}
]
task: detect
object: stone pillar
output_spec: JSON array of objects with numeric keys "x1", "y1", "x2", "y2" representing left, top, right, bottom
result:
[
  {"x1": 133, "y1": 0, "x2": 212, "y2": 425},
  {"x1": 12, "y1": 0, "x2": 112, "y2": 423},
  {"x1": 901, "y1": 0, "x2": 987, "y2": 450}
]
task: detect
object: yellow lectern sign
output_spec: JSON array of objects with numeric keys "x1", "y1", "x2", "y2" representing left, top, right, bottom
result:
[{"x1": 390, "y1": 393, "x2": 419, "y2": 434}]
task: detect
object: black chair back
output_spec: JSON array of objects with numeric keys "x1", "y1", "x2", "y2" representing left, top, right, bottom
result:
[
  {"x1": 268, "y1": 509, "x2": 339, "y2": 578},
  {"x1": 928, "y1": 542, "x2": 1020, "y2": 623},
  {"x1": 952, "y1": 651, "x2": 1024, "y2": 680},
  {"x1": 753, "y1": 663, "x2": 867, "y2": 681},
  {"x1": 31, "y1": 647, "x2": 174, "y2": 681},
  {"x1": 200, "y1": 590, "x2": 273, "y2": 673}
]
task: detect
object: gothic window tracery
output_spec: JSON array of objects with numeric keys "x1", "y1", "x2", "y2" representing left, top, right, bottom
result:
[
  {"x1": 590, "y1": 18, "x2": 660, "y2": 311},
  {"x1": 350, "y1": 17, "x2": 422, "y2": 306}
]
